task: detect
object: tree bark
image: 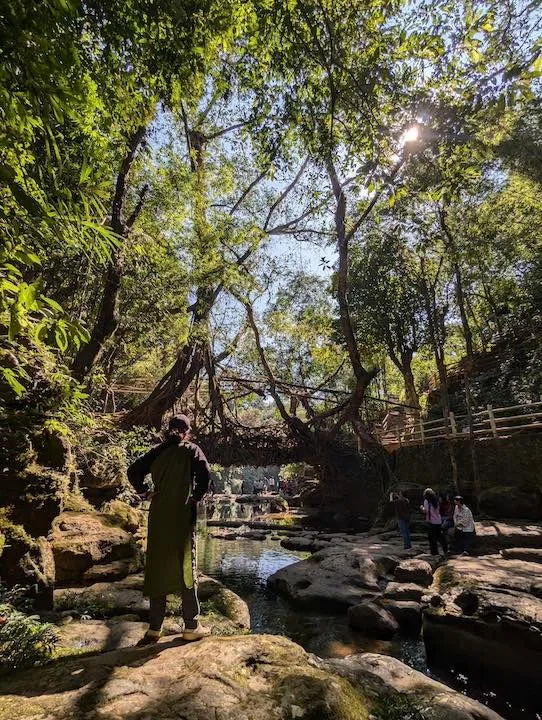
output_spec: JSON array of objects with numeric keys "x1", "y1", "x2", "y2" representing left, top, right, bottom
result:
[
  {"x1": 325, "y1": 158, "x2": 377, "y2": 433},
  {"x1": 401, "y1": 351, "x2": 419, "y2": 410},
  {"x1": 72, "y1": 126, "x2": 147, "y2": 380},
  {"x1": 439, "y1": 207, "x2": 474, "y2": 359},
  {"x1": 454, "y1": 260, "x2": 474, "y2": 359}
]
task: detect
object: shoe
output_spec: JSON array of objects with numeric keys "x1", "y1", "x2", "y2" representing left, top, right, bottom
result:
[
  {"x1": 182, "y1": 623, "x2": 211, "y2": 641},
  {"x1": 136, "y1": 632, "x2": 160, "y2": 647}
]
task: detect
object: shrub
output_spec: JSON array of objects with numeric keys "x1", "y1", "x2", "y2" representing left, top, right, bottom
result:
[
  {"x1": 0, "y1": 604, "x2": 57, "y2": 672},
  {"x1": 55, "y1": 591, "x2": 114, "y2": 619}
]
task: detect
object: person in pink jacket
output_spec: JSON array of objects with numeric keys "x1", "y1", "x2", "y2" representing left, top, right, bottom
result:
[{"x1": 420, "y1": 488, "x2": 448, "y2": 555}]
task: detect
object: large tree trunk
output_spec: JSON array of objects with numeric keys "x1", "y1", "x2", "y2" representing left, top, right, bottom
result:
[
  {"x1": 439, "y1": 207, "x2": 474, "y2": 359},
  {"x1": 453, "y1": 261, "x2": 474, "y2": 359},
  {"x1": 72, "y1": 258, "x2": 123, "y2": 380},
  {"x1": 326, "y1": 158, "x2": 377, "y2": 432},
  {"x1": 389, "y1": 346, "x2": 419, "y2": 410},
  {"x1": 72, "y1": 126, "x2": 147, "y2": 381},
  {"x1": 121, "y1": 339, "x2": 205, "y2": 428},
  {"x1": 401, "y1": 352, "x2": 419, "y2": 410}
]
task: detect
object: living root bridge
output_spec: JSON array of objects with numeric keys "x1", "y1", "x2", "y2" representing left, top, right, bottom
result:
[{"x1": 190, "y1": 424, "x2": 386, "y2": 523}]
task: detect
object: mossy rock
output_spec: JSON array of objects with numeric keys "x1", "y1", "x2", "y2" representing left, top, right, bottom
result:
[
  {"x1": 0, "y1": 516, "x2": 54, "y2": 609},
  {"x1": 101, "y1": 500, "x2": 144, "y2": 533}
]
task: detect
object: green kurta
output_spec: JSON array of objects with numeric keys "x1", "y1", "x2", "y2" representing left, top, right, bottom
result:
[{"x1": 143, "y1": 443, "x2": 195, "y2": 597}]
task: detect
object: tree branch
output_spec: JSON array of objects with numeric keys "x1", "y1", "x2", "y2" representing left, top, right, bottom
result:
[
  {"x1": 111, "y1": 126, "x2": 147, "y2": 234},
  {"x1": 263, "y1": 157, "x2": 310, "y2": 230},
  {"x1": 126, "y1": 183, "x2": 149, "y2": 229}
]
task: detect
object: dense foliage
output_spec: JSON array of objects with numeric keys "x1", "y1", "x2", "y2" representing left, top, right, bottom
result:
[{"x1": 1, "y1": 0, "x2": 541, "y2": 435}]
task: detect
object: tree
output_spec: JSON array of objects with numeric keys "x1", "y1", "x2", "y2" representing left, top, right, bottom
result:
[{"x1": 350, "y1": 231, "x2": 425, "y2": 409}]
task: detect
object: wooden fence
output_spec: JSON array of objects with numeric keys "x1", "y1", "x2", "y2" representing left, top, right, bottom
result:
[{"x1": 376, "y1": 400, "x2": 542, "y2": 448}]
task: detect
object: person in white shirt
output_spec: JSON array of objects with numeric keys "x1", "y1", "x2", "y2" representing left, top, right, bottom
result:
[{"x1": 453, "y1": 496, "x2": 476, "y2": 555}]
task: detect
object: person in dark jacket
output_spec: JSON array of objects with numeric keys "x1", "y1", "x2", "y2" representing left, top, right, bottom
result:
[
  {"x1": 128, "y1": 414, "x2": 210, "y2": 646},
  {"x1": 390, "y1": 491, "x2": 412, "y2": 549}
]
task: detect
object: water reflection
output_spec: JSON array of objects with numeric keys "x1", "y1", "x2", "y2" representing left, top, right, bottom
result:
[
  {"x1": 205, "y1": 497, "x2": 272, "y2": 522},
  {"x1": 198, "y1": 535, "x2": 427, "y2": 666}
]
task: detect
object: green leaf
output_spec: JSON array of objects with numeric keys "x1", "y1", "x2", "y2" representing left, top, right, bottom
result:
[
  {"x1": 8, "y1": 307, "x2": 23, "y2": 340},
  {"x1": 8, "y1": 184, "x2": 43, "y2": 217},
  {"x1": 2, "y1": 368, "x2": 25, "y2": 397},
  {"x1": 532, "y1": 55, "x2": 542, "y2": 75},
  {"x1": 13, "y1": 249, "x2": 41, "y2": 266},
  {"x1": 42, "y1": 296, "x2": 64, "y2": 313},
  {"x1": 18, "y1": 283, "x2": 40, "y2": 310},
  {"x1": 54, "y1": 323, "x2": 69, "y2": 352}
]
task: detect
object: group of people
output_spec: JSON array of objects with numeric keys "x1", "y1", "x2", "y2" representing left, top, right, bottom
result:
[{"x1": 391, "y1": 488, "x2": 476, "y2": 556}]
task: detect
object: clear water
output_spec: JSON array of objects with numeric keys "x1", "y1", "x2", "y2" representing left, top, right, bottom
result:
[{"x1": 198, "y1": 534, "x2": 539, "y2": 720}]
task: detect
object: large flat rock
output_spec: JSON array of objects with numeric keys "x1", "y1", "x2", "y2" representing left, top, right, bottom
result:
[
  {"x1": 424, "y1": 556, "x2": 542, "y2": 712},
  {"x1": 0, "y1": 635, "x2": 504, "y2": 720},
  {"x1": 474, "y1": 520, "x2": 542, "y2": 553},
  {"x1": 54, "y1": 573, "x2": 250, "y2": 629},
  {"x1": 323, "y1": 653, "x2": 503, "y2": 720},
  {"x1": 49, "y1": 511, "x2": 141, "y2": 584},
  {"x1": 267, "y1": 533, "x2": 428, "y2": 611},
  {"x1": 267, "y1": 545, "x2": 380, "y2": 610}
]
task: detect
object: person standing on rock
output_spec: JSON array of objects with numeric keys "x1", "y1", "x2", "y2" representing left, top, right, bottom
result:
[
  {"x1": 390, "y1": 491, "x2": 412, "y2": 549},
  {"x1": 127, "y1": 414, "x2": 211, "y2": 646},
  {"x1": 453, "y1": 496, "x2": 476, "y2": 555},
  {"x1": 421, "y1": 488, "x2": 448, "y2": 556}
]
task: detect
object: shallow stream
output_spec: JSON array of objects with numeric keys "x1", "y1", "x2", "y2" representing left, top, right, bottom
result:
[{"x1": 198, "y1": 534, "x2": 537, "y2": 720}]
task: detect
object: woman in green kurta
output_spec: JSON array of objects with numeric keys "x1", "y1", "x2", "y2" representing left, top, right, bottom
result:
[{"x1": 128, "y1": 415, "x2": 210, "y2": 645}]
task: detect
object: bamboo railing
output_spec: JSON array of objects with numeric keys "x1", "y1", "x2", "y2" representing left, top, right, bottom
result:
[{"x1": 375, "y1": 400, "x2": 542, "y2": 447}]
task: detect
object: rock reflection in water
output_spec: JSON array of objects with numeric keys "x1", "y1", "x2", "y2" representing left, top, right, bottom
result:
[
  {"x1": 206, "y1": 497, "x2": 269, "y2": 522},
  {"x1": 198, "y1": 535, "x2": 427, "y2": 667}
]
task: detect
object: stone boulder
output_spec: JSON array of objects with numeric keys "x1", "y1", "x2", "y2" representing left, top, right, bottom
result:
[
  {"x1": 323, "y1": 652, "x2": 504, "y2": 720},
  {"x1": 4, "y1": 467, "x2": 67, "y2": 538},
  {"x1": 383, "y1": 582, "x2": 425, "y2": 602},
  {"x1": 0, "y1": 635, "x2": 371, "y2": 720},
  {"x1": 55, "y1": 574, "x2": 148, "y2": 617},
  {"x1": 34, "y1": 428, "x2": 72, "y2": 470},
  {"x1": 500, "y1": 546, "x2": 542, "y2": 563},
  {"x1": 54, "y1": 573, "x2": 251, "y2": 630},
  {"x1": 424, "y1": 556, "x2": 542, "y2": 712},
  {"x1": 101, "y1": 500, "x2": 144, "y2": 533},
  {"x1": 270, "y1": 496, "x2": 289, "y2": 513},
  {"x1": 55, "y1": 608, "x2": 247, "y2": 656},
  {"x1": 394, "y1": 558, "x2": 433, "y2": 587},
  {"x1": 49, "y1": 511, "x2": 141, "y2": 584},
  {"x1": 347, "y1": 601, "x2": 399, "y2": 638},
  {"x1": 268, "y1": 546, "x2": 380, "y2": 610},
  {"x1": 478, "y1": 486, "x2": 541, "y2": 520},
  {"x1": 200, "y1": 582, "x2": 251, "y2": 630},
  {"x1": 0, "y1": 527, "x2": 55, "y2": 609},
  {"x1": 380, "y1": 600, "x2": 422, "y2": 636},
  {"x1": 0, "y1": 634, "x2": 505, "y2": 720},
  {"x1": 280, "y1": 534, "x2": 328, "y2": 552},
  {"x1": 474, "y1": 520, "x2": 542, "y2": 554},
  {"x1": 82, "y1": 560, "x2": 134, "y2": 584}
]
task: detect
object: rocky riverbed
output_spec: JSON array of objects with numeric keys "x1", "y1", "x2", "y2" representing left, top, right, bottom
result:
[
  {"x1": 266, "y1": 520, "x2": 542, "y2": 716},
  {"x1": 0, "y1": 634, "x2": 504, "y2": 720},
  {"x1": 2, "y1": 493, "x2": 542, "y2": 719}
]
